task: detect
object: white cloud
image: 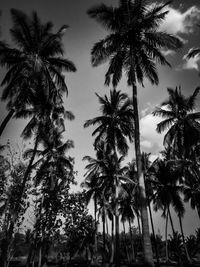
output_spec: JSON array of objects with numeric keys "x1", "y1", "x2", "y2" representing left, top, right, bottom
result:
[
  {"x1": 161, "y1": 49, "x2": 175, "y2": 56},
  {"x1": 159, "y1": 6, "x2": 200, "y2": 35},
  {"x1": 140, "y1": 113, "x2": 165, "y2": 154},
  {"x1": 182, "y1": 52, "x2": 200, "y2": 71}
]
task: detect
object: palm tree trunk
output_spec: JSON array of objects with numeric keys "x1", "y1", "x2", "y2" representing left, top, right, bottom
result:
[
  {"x1": 123, "y1": 221, "x2": 130, "y2": 262},
  {"x1": 110, "y1": 216, "x2": 114, "y2": 264},
  {"x1": 165, "y1": 209, "x2": 169, "y2": 263},
  {"x1": 128, "y1": 219, "x2": 135, "y2": 262},
  {"x1": 115, "y1": 178, "x2": 120, "y2": 267},
  {"x1": 132, "y1": 81, "x2": 154, "y2": 267},
  {"x1": 178, "y1": 214, "x2": 191, "y2": 262},
  {"x1": 102, "y1": 203, "x2": 106, "y2": 265},
  {"x1": 94, "y1": 196, "x2": 98, "y2": 259},
  {"x1": 147, "y1": 196, "x2": 160, "y2": 267},
  {"x1": 0, "y1": 109, "x2": 15, "y2": 137},
  {"x1": 168, "y1": 206, "x2": 175, "y2": 237}
]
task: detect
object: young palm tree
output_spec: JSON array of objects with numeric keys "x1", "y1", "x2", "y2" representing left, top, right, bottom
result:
[
  {"x1": 87, "y1": 1, "x2": 183, "y2": 265},
  {"x1": 153, "y1": 86, "x2": 200, "y2": 157},
  {"x1": 0, "y1": 9, "x2": 76, "y2": 136}
]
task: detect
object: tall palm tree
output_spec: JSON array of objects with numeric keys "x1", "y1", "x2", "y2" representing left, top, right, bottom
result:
[
  {"x1": 84, "y1": 89, "x2": 134, "y2": 266},
  {"x1": 87, "y1": 1, "x2": 183, "y2": 265},
  {"x1": 153, "y1": 86, "x2": 200, "y2": 157},
  {"x1": 0, "y1": 9, "x2": 76, "y2": 136}
]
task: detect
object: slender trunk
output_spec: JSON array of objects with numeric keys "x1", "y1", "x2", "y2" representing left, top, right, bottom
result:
[
  {"x1": 94, "y1": 196, "x2": 98, "y2": 261},
  {"x1": 165, "y1": 209, "x2": 169, "y2": 263},
  {"x1": 115, "y1": 177, "x2": 120, "y2": 267},
  {"x1": 128, "y1": 219, "x2": 135, "y2": 262},
  {"x1": 168, "y1": 207, "x2": 182, "y2": 266},
  {"x1": 178, "y1": 214, "x2": 191, "y2": 262},
  {"x1": 132, "y1": 81, "x2": 154, "y2": 266},
  {"x1": 137, "y1": 214, "x2": 142, "y2": 236},
  {"x1": 38, "y1": 245, "x2": 42, "y2": 267},
  {"x1": 123, "y1": 221, "x2": 130, "y2": 262},
  {"x1": 102, "y1": 203, "x2": 106, "y2": 265},
  {"x1": 110, "y1": 216, "x2": 114, "y2": 264},
  {"x1": 147, "y1": 195, "x2": 160, "y2": 267},
  {"x1": 168, "y1": 207, "x2": 175, "y2": 237},
  {"x1": 0, "y1": 109, "x2": 15, "y2": 137},
  {"x1": 106, "y1": 216, "x2": 109, "y2": 236}
]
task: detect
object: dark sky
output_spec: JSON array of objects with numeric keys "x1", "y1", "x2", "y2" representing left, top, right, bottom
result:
[{"x1": 0, "y1": 0, "x2": 200, "y2": 235}]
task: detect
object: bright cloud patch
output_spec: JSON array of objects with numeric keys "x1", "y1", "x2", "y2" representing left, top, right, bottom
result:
[
  {"x1": 182, "y1": 52, "x2": 200, "y2": 71},
  {"x1": 140, "y1": 113, "x2": 165, "y2": 154},
  {"x1": 159, "y1": 6, "x2": 200, "y2": 35}
]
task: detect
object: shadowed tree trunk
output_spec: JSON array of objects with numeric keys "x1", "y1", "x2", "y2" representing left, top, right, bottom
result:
[
  {"x1": 132, "y1": 80, "x2": 154, "y2": 266},
  {"x1": 165, "y1": 209, "x2": 169, "y2": 263},
  {"x1": 128, "y1": 219, "x2": 135, "y2": 263},
  {"x1": 178, "y1": 214, "x2": 191, "y2": 262},
  {"x1": 0, "y1": 109, "x2": 15, "y2": 137}
]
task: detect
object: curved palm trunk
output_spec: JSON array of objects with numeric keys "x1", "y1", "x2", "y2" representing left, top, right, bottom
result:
[
  {"x1": 132, "y1": 82, "x2": 154, "y2": 267},
  {"x1": 0, "y1": 109, "x2": 15, "y2": 137},
  {"x1": 178, "y1": 214, "x2": 191, "y2": 262},
  {"x1": 0, "y1": 138, "x2": 39, "y2": 267}
]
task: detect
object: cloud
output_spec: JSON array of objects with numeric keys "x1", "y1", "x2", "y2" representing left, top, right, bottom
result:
[
  {"x1": 182, "y1": 52, "x2": 200, "y2": 71},
  {"x1": 140, "y1": 113, "x2": 165, "y2": 154},
  {"x1": 161, "y1": 49, "x2": 176, "y2": 57},
  {"x1": 159, "y1": 6, "x2": 200, "y2": 35}
]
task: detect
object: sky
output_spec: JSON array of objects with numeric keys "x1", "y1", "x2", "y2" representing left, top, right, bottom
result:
[{"x1": 0, "y1": 0, "x2": 200, "y2": 236}]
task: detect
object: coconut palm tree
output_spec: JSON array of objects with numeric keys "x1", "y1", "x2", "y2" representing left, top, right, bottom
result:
[
  {"x1": 0, "y1": 9, "x2": 76, "y2": 136},
  {"x1": 84, "y1": 88, "x2": 134, "y2": 156},
  {"x1": 87, "y1": 1, "x2": 183, "y2": 265},
  {"x1": 84, "y1": 89, "x2": 134, "y2": 266},
  {"x1": 149, "y1": 157, "x2": 191, "y2": 263},
  {"x1": 153, "y1": 86, "x2": 200, "y2": 157}
]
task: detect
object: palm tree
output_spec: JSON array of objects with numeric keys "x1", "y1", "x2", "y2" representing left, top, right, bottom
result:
[
  {"x1": 87, "y1": 1, "x2": 183, "y2": 265},
  {"x1": 84, "y1": 88, "x2": 134, "y2": 156},
  {"x1": 149, "y1": 158, "x2": 191, "y2": 263},
  {"x1": 153, "y1": 86, "x2": 200, "y2": 157},
  {"x1": 84, "y1": 89, "x2": 134, "y2": 266},
  {"x1": 0, "y1": 9, "x2": 76, "y2": 136}
]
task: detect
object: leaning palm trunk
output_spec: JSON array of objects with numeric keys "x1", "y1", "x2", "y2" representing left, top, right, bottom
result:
[
  {"x1": 132, "y1": 80, "x2": 154, "y2": 266},
  {"x1": 0, "y1": 109, "x2": 15, "y2": 137},
  {"x1": 0, "y1": 138, "x2": 39, "y2": 267},
  {"x1": 178, "y1": 214, "x2": 191, "y2": 262}
]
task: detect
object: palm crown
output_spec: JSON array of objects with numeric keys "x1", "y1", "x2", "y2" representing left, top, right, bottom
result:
[{"x1": 88, "y1": 0, "x2": 183, "y2": 87}]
